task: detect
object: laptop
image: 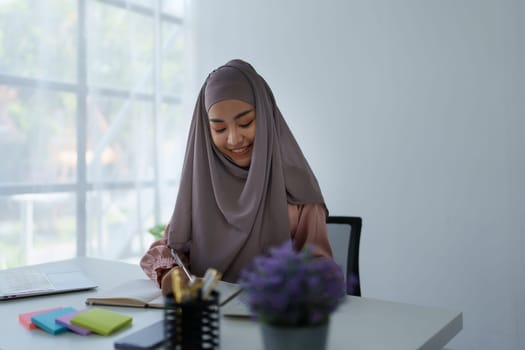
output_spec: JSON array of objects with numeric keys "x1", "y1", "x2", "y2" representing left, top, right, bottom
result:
[{"x1": 0, "y1": 262, "x2": 98, "y2": 300}]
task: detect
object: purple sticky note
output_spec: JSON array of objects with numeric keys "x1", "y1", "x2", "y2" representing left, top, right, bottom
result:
[{"x1": 55, "y1": 310, "x2": 91, "y2": 336}]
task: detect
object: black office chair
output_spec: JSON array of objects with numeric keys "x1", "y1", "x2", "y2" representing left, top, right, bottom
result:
[{"x1": 326, "y1": 216, "x2": 362, "y2": 296}]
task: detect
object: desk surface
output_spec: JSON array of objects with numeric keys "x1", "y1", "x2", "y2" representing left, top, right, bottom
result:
[{"x1": 0, "y1": 258, "x2": 462, "y2": 350}]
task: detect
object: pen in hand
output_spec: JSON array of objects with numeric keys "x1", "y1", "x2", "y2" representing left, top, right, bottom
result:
[{"x1": 170, "y1": 248, "x2": 196, "y2": 285}]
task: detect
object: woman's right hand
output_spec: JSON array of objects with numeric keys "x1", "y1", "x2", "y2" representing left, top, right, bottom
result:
[{"x1": 160, "y1": 266, "x2": 190, "y2": 295}]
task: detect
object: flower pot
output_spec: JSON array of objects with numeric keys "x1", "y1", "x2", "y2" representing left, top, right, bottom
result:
[{"x1": 260, "y1": 320, "x2": 329, "y2": 350}]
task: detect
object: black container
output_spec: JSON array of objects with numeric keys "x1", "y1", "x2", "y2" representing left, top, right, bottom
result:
[{"x1": 164, "y1": 291, "x2": 220, "y2": 350}]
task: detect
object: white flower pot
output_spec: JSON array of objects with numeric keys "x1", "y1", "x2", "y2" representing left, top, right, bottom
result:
[{"x1": 260, "y1": 320, "x2": 329, "y2": 350}]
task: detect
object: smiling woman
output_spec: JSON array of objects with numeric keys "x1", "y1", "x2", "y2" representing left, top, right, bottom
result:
[{"x1": 140, "y1": 59, "x2": 335, "y2": 294}]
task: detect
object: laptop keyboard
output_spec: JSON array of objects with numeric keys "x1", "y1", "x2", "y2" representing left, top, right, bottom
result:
[{"x1": 0, "y1": 269, "x2": 54, "y2": 294}]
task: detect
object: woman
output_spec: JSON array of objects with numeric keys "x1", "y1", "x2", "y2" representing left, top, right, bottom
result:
[{"x1": 140, "y1": 59, "x2": 332, "y2": 294}]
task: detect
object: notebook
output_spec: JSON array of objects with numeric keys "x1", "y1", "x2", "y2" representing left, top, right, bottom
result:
[
  {"x1": 0, "y1": 262, "x2": 98, "y2": 300},
  {"x1": 85, "y1": 278, "x2": 242, "y2": 309}
]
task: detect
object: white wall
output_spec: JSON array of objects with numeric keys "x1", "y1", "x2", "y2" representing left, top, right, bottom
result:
[{"x1": 186, "y1": 1, "x2": 524, "y2": 349}]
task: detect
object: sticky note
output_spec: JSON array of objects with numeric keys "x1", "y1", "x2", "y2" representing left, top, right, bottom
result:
[
  {"x1": 70, "y1": 308, "x2": 132, "y2": 336},
  {"x1": 19, "y1": 307, "x2": 62, "y2": 330},
  {"x1": 55, "y1": 309, "x2": 92, "y2": 336},
  {"x1": 31, "y1": 307, "x2": 76, "y2": 335}
]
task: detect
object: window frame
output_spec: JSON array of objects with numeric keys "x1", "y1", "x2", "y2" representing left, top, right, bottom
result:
[{"x1": 0, "y1": 0, "x2": 183, "y2": 258}]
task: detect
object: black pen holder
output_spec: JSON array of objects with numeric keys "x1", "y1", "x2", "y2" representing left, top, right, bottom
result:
[{"x1": 164, "y1": 291, "x2": 220, "y2": 350}]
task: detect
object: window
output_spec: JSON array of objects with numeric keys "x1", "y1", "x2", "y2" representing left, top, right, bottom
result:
[{"x1": 0, "y1": 0, "x2": 187, "y2": 268}]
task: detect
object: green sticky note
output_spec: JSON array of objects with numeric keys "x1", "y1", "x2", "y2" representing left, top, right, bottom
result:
[{"x1": 70, "y1": 308, "x2": 132, "y2": 336}]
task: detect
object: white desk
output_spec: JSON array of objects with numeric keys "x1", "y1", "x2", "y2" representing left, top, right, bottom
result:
[{"x1": 0, "y1": 258, "x2": 462, "y2": 350}]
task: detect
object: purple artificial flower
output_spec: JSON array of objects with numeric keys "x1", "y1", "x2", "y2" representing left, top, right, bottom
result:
[{"x1": 238, "y1": 240, "x2": 346, "y2": 326}]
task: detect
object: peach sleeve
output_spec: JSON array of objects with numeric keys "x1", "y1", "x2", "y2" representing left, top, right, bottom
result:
[
  {"x1": 289, "y1": 203, "x2": 333, "y2": 258},
  {"x1": 139, "y1": 224, "x2": 189, "y2": 287}
]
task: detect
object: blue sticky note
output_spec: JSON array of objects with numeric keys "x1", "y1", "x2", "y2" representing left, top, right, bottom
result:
[{"x1": 31, "y1": 307, "x2": 76, "y2": 335}]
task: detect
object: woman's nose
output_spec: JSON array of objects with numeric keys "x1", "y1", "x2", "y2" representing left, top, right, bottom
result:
[{"x1": 227, "y1": 128, "x2": 242, "y2": 146}]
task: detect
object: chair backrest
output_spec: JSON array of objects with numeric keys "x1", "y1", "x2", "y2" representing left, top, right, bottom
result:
[{"x1": 326, "y1": 216, "x2": 362, "y2": 296}]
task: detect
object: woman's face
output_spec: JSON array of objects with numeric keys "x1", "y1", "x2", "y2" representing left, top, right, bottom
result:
[{"x1": 208, "y1": 99, "x2": 256, "y2": 168}]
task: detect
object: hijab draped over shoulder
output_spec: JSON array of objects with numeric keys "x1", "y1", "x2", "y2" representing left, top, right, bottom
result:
[{"x1": 168, "y1": 59, "x2": 326, "y2": 282}]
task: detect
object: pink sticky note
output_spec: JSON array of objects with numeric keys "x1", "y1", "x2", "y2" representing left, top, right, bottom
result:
[{"x1": 19, "y1": 307, "x2": 62, "y2": 329}]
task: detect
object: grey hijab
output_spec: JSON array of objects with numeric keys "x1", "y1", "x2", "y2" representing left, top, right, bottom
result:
[{"x1": 168, "y1": 59, "x2": 326, "y2": 282}]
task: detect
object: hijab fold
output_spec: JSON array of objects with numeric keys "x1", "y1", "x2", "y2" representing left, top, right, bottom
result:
[{"x1": 168, "y1": 59, "x2": 326, "y2": 281}]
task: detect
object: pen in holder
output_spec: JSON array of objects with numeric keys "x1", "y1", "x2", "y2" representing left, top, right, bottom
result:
[{"x1": 164, "y1": 290, "x2": 220, "y2": 350}]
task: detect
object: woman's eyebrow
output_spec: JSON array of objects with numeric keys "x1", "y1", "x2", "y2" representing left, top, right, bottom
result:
[{"x1": 209, "y1": 109, "x2": 254, "y2": 123}]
